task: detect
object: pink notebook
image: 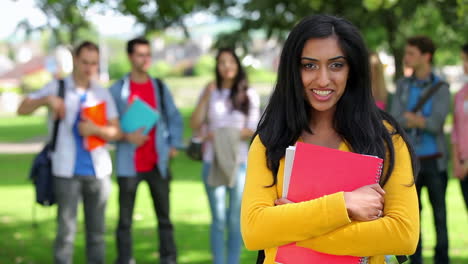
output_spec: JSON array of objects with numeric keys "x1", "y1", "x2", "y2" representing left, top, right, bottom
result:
[{"x1": 275, "y1": 142, "x2": 383, "y2": 264}]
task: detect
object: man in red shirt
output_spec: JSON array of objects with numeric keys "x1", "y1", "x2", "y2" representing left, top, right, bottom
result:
[{"x1": 110, "y1": 38, "x2": 183, "y2": 264}]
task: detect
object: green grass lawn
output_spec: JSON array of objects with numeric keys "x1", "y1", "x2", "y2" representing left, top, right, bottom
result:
[
  {"x1": 0, "y1": 112, "x2": 467, "y2": 264},
  {"x1": 0, "y1": 152, "x2": 257, "y2": 264},
  {"x1": 0, "y1": 115, "x2": 47, "y2": 142}
]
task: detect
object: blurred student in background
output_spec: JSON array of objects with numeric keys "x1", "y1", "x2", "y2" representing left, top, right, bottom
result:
[
  {"x1": 390, "y1": 35, "x2": 450, "y2": 264},
  {"x1": 451, "y1": 43, "x2": 468, "y2": 211},
  {"x1": 109, "y1": 37, "x2": 183, "y2": 264},
  {"x1": 370, "y1": 52, "x2": 388, "y2": 110},
  {"x1": 190, "y1": 48, "x2": 260, "y2": 264},
  {"x1": 18, "y1": 41, "x2": 120, "y2": 264}
]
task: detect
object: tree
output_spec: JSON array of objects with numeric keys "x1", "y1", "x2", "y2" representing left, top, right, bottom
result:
[
  {"x1": 112, "y1": 0, "x2": 217, "y2": 37},
  {"x1": 211, "y1": 0, "x2": 462, "y2": 80},
  {"x1": 35, "y1": 0, "x2": 96, "y2": 45}
]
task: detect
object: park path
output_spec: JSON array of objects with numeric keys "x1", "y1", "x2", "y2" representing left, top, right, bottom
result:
[{"x1": 0, "y1": 136, "x2": 45, "y2": 154}]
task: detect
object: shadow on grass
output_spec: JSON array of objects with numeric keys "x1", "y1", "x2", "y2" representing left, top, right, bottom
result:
[
  {"x1": 421, "y1": 256, "x2": 468, "y2": 264},
  {"x1": 1, "y1": 214, "x2": 466, "y2": 264},
  {"x1": 0, "y1": 215, "x2": 257, "y2": 264}
]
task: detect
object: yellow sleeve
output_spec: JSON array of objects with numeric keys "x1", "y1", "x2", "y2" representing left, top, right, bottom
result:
[
  {"x1": 296, "y1": 135, "x2": 419, "y2": 256},
  {"x1": 241, "y1": 136, "x2": 351, "y2": 250}
]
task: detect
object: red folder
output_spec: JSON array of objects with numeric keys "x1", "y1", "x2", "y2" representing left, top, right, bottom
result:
[
  {"x1": 82, "y1": 102, "x2": 107, "y2": 151},
  {"x1": 275, "y1": 142, "x2": 383, "y2": 264}
]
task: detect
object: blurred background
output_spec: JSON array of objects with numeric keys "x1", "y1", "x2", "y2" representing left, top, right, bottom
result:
[{"x1": 0, "y1": 0, "x2": 467, "y2": 263}]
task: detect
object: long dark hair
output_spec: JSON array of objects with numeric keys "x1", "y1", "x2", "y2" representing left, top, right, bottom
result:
[
  {"x1": 256, "y1": 14, "x2": 417, "y2": 187},
  {"x1": 215, "y1": 48, "x2": 250, "y2": 115}
]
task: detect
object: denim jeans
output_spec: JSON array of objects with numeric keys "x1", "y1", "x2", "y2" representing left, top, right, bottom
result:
[
  {"x1": 54, "y1": 176, "x2": 111, "y2": 264},
  {"x1": 410, "y1": 159, "x2": 449, "y2": 264},
  {"x1": 202, "y1": 162, "x2": 246, "y2": 264}
]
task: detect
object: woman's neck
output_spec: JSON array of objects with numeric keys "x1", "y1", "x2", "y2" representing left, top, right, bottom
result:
[
  {"x1": 221, "y1": 79, "x2": 234, "y2": 89},
  {"x1": 309, "y1": 109, "x2": 335, "y2": 131},
  {"x1": 303, "y1": 109, "x2": 341, "y2": 149}
]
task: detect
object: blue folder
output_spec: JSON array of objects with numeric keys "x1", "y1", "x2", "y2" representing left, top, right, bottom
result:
[{"x1": 121, "y1": 98, "x2": 160, "y2": 135}]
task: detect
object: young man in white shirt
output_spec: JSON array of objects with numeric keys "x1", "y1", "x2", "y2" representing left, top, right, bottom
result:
[{"x1": 18, "y1": 41, "x2": 121, "y2": 264}]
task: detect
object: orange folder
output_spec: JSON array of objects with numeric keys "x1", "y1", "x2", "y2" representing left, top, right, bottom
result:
[
  {"x1": 275, "y1": 142, "x2": 383, "y2": 264},
  {"x1": 82, "y1": 102, "x2": 107, "y2": 151}
]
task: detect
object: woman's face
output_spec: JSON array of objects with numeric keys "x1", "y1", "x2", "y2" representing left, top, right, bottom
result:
[
  {"x1": 217, "y1": 52, "x2": 239, "y2": 82},
  {"x1": 300, "y1": 36, "x2": 349, "y2": 114}
]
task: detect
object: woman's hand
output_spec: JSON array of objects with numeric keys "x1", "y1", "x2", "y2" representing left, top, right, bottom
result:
[
  {"x1": 203, "y1": 131, "x2": 214, "y2": 142},
  {"x1": 275, "y1": 184, "x2": 385, "y2": 221},
  {"x1": 344, "y1": 184, "x2": 385, "y2": 221},
  {"x1": 190, "y1": 82, "x2": 215, "y2": 130},
  {"x1": 275, "y1": 197, "x2": 293, "y2": 205},
  {"x1": 454, "y1": 159, "x2": 463, "y2": 179},
  {"x1": 202, "y1": 82, "x2": 216, "y2": 101}
]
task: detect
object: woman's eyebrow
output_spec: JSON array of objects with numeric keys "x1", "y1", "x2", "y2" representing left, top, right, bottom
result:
[{"x1": 301, "y1": 55, "x2": 346, "y2": 61}]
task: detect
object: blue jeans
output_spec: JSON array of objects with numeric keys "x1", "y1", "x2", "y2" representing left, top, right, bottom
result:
[{"x1": 202, "y1": 162, "x2": 246, "y2": 264}]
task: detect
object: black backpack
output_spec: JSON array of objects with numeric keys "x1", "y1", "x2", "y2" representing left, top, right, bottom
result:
[{"x1": 29, "y1": 79, "x2": 65, "y2": 206}]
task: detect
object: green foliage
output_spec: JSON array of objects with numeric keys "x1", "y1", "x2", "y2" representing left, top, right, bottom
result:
[
  {"x1": 0, "y1": 115, "x2": 47, "y2": 142},
  {"x1": 193, "y1": 55, "x2": 215, "y2": 77},
  {"x1": 246, "y1": 66, "x2": 276, "y2": 84},
  {"x1": 108, "y1": 55, "x2": 131, "y2": 80},
  {"x1": 397, "y1": 3, "x2": 463, "y2": 66},
  {"x1": 149, "y1": 60, "x2": 173, "y2": 78},
  {"x1": 112, "y1": 0, "x2": 215, "y2": 37}
]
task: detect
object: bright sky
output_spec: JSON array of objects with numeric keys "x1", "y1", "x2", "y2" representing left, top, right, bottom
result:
[{"x1": 0, "y1": 0, "x2": 141, "y2": 40}]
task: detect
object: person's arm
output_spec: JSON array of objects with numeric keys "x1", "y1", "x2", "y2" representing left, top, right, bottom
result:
[
  {"x1": 241, "y1": 89, "x2": 261, "y2": 140},
  {"x1": 17, "y1": 96, "x2": 49, "y2": 115},
  {"x1": 17, "y1": 81, "x2": 64, "y2": 118},
  {"x1": 405, "y1": 83, "x2": 450, "y2": 133},
  {"x1": 78, "y1": 91, "x2": 122, "y2": 141},
  {"x1": 78, "y1": 117, "x2": 121, "y2": 141},
  {"x1": 295, "y1": 135, "x2": 419, "y2": 256},
  {"x1": 389, "y1": 79, "x2": 408, "y2": 128},
  {"x1": 241, "y1": 136, "x2": 352, "y2": 250},
  {"x1": 160, "y1": 81, "x2": 184, "y2": 150},
  {"x1": 451, "y1": 99, "x2": 463, "y2": 179},
  {"x1": 190, "y1": 82, "x2": 214, "y2": 131}
]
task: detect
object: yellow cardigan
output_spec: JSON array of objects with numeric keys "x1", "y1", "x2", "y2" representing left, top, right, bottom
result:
[{"x1": 241, "y1": 134, "x2": 419, "y2": 264}]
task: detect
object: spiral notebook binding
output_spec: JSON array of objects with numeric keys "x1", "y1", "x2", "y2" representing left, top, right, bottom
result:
[
  {"x1": 375, "y1": 161, "x2": 384, "y2": 183},
  {"x1": 358, "y1": 257, "x2": 369, "y2": 264}
]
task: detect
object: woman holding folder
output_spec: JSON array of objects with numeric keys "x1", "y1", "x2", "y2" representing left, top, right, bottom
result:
[
  {"x1": 241, "y1": 15, "x2": 419, "y2": 264},
  {"x1": 190, "y1": 48, "x2": 260, "y2": 264}
]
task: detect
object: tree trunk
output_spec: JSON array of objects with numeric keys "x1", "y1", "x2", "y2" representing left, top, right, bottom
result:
[
  {"x1": 390, "y1": 43, "x2": 404, "y2": 81},
  {"x1": 70, "y1": 26, "x2": 77, "y2": 46},
  {"x1": 384, "y1": 10, "x2": 404, "y2": 81}
]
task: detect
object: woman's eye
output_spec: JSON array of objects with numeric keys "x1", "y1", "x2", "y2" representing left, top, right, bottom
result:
[
  {"x1": 303, "y1": 63, "x2": 318, "y2": 70},
  {"x1": 330, "y1": 62, "x2": 344, "y2": 69}
]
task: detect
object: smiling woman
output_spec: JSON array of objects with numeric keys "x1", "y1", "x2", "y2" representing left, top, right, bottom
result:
[
  {"x1": 241, "y1": 14, "x2": 420, "y2": 264},
  {"x1": 300, "y1": 37, "x2": 349, "y2": 117}
]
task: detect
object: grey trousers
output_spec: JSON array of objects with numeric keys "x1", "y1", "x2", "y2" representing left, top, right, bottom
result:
[{"x1": 53, "y1": 176, "x2": 111, "y2": 264}]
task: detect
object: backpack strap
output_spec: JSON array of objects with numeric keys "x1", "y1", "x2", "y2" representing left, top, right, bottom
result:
[
  {"x1": 411, "y1": 80, "x2": 445, "y2": 113},
  {"x1": 154, "y1": 78, "x2": 168, "y2": 124},
  {"x1": 50, "y1": 79, "x2": 65, "y2": 151},
  {"x1": 32, "y1": 79, "x2": 65, "y2": 228}
]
